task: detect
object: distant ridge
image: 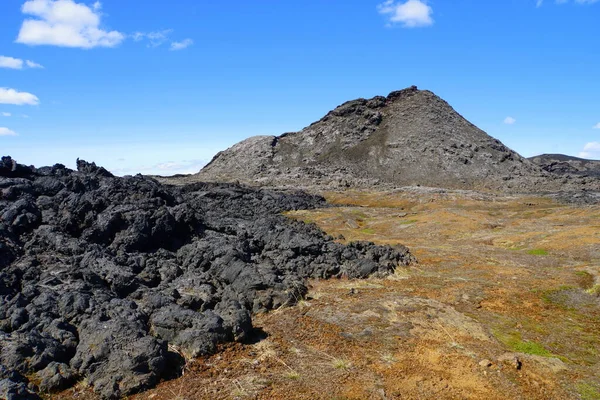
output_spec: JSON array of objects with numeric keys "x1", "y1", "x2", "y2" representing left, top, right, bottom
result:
[{"x1": 195, "y1": 86, "x2": 599, "y2": 193}]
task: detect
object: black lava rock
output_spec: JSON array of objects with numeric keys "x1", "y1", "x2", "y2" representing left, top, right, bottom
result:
[{"x1": 0, "y1": 157, "x2": 414, "y2": 399}]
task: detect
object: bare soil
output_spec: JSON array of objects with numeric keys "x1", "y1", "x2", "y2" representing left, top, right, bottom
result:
[{"x1": 55, "y1": 189, "x2": 600, "y2": 400}]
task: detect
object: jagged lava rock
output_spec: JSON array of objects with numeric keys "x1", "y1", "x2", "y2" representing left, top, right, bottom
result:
[{"x1": 0, "y1": 158, "x2": 414, "y2": 399}]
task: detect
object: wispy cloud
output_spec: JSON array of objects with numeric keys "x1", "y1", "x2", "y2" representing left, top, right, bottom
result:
[
  {"x1": 0, "y1": 88, "x2": 40, "y2": 106},
  {"x1": 504, "y1": 116, "x2": 516, "y2": 125},
  {"x1": 0, "y1": 55, "x2": 44, "y2": 69},
  {"x1": 578, "y1": 142, "x2": 600, "y2": 159},
  {"x1": 132, "y1": 30, "x2": 193, "y2": 51},
  {"x1": 16, "y1": 0, "x2": 124, "y2": 49},
  {"x1": 593, "y1": 122, "x2": 600, "y2": 129},
  {"x1": 0, "y1": 127, "x2": 18, "y2": 136},
  {"x1": 112, "y1": 159, "x2": 207, "y2": 176},
  {"x1": 537, "y1": 0, "x2": 599, "y2": 7},
  {"x1": 2, "y1": 112, "x2": 11, "y2": 117},
  {"x1": 132, "y1": 29, "x2": 173, "y2": 47},
  {"x1": 170, "y1": 38, "x2": 194, "y2": 51},
  {"x1": 377, "y1": 0, "x2": 434, "y2": 28},
  {"x1": 25, "y1": 60, "x2": 44, "y2": 68}
]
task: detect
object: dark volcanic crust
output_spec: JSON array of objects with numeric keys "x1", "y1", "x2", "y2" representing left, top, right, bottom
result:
[{"x1": 0, "y1": 156, "x2": 414, "y2": 399}]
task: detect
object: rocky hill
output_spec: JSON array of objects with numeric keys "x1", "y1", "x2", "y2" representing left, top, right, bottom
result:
[
  {"x1": 529, "y1": 154, "x2": 600, "y2": 177},
  {"x1": 196, "y1": 86, "x2": 599, "y2": 193},
  {"x1": 0, "y1": 156, "x2": 413, "y2": 399}
]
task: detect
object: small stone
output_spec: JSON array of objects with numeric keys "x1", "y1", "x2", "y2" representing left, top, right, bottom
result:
[
  {"x1": 478, "y1": 359, "x2": 492, "y2": 368},
  {"x1": 346, "y1": 219, "x2": 359, "y2": 229}
]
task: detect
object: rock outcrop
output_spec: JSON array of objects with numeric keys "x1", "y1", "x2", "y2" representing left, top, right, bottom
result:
[
  {"x1": 0, "y1": 157, "x2": 414, "y2": 399},
  {"x1": 529, "y1": 154, "x2": 600, "y2": 177},
  {"x1": 196, "y1": 87, "x2": 600, "y2": 193}
]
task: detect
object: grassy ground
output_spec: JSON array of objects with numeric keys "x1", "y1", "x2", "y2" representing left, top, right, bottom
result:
[{"x1": 55, "y1": 189, "x2": 600, "y2": 400}]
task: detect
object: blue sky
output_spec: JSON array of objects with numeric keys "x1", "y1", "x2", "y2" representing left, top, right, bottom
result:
[{"x1": 1, "y1": 0, "x2": 599, "y2": 175}]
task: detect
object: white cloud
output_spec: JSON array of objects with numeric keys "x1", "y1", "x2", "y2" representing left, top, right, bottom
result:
[
  {"x1": 0, "y1": 127, "x2": 18, "y2": 136},
  {"x1": 16, "y1": 0, "x2": 124, "y2": 49},
  {"x1": 593, "y1": 122, "x2": 600, "y2": 129},
  {"x1": 2, "y1": 112, "x2": 11, "y2": 117},
  {"x1": 25, "y1": 60, "x2": 44, "y2": 68},
  {"x1": 0, "y1": 56, "x2": 44, "y2": 69},
  {"x1": 578, "y1": 142, "x2": 600, "y2": 159},
  {"x1": 170, "y1": 38, "x2": 194, "y2": 51},
  {"x1": 0, "y1": 56, "x2": 24, "y2": 69},
  {"x1": 504, "y1": 116, "x2": 516, "y2": 125},
  {"x1": 0, "y1": 88, "x2": 40, "y2": 105},
  {"x1": 132, "y1": 29, "x2": 173, "y2": 47},
  {"x1": 377, "y1": 0, "x2": 434, "y2": 28}
]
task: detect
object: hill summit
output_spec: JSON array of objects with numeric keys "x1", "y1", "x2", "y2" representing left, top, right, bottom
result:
[{"x1": 197, "y1": 86, "x2": 557, "y2": 191}]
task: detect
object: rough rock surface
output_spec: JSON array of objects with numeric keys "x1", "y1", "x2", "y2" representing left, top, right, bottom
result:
[
  {"x1": 529, "y1": 154, "x2": 600, "y2": 177},
  {"x1": 195, "y1": 86, "x2": 600, "y2": 194},
  {"x1": 0, "y1": 156, "x2": 414, "y2": 399}
]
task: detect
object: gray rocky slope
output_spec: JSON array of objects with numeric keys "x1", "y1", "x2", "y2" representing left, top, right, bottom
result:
[
  {"x1": 0, "y1": 156, "x2": 413, "y2": 399},
  {"x1": 196, "y1": 86, "x2": 600, "y2": 193},
  {"x1": 529, "y1": 154, "x2": 600, "y2": 178}
]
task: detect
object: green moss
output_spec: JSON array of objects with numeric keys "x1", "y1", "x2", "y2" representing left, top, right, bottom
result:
[
  {"x1": 399, "y1": 219, "x2": 417, "y2": 225},
  {"x1": 510, "y1": 340, "x2": 553, "y2": 356},
  {"x1": 577, "y1": 382, "x2": 600, "y2": 400},
  {"x1": 493, "y1": 329, "x2": 553, "y2": 357},
  {"x1": 360, "y1": 228, "x2": 376, "y2": 235},
  {"x1": 528, "y1": 248, "x2": 548, "y2": 256},
  {"x1": 586, "y1": 285, "x2": 600, "y2": 296}
]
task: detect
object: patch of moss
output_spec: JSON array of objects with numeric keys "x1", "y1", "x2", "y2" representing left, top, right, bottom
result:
[
  {"x1": 577, "y1": 382, "x2": 600, "y2": 400},
  {"x1": 586, "y1": 285, "x2": 600, "y2": 296},
  {"x1": 399, "y1": 219, "x2": 417, "y2": 225},
  {"x1": 510, "y1": 340, "x2": 553, "y2": 357},
  {"x1": 528, "y1": 248, "x2": 548, "y2": 256},
  {"x1": 493, "y1": 330, "x2": 553, "y2": 357},
  {"x1": 360, "y1": 228, "x2": 376, "y2": 235}
]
